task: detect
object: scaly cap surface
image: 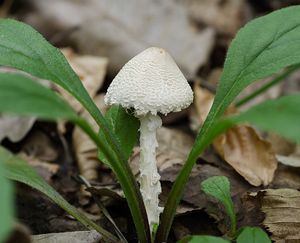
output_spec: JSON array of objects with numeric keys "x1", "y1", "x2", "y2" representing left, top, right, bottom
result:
[{"x1": 104, "y1": 47, "x2": 193, "y2": 116}]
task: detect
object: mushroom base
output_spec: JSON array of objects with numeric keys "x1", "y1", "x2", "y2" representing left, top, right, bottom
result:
[{"x1": 138, "y1": 113, "x2": 163, "y2": 229}]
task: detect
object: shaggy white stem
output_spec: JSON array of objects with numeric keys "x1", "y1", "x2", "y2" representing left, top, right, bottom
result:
[{"x1": 139, "y1": 113, "x2": 163, "y2": 229}]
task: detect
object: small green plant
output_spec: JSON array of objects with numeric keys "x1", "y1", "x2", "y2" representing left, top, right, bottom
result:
[
  {"x1": 0, "y1": 5, "x2": 300, "y2": 242},
  {"x1": 177, "y1": 176, "x2": 271, "y2": 243}
]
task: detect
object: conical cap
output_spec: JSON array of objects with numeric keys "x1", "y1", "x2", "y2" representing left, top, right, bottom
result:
[{"x1": 105, "y1": 47, "x2": 193, "y2": 116}]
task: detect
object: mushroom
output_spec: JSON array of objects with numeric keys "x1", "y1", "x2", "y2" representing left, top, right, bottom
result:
[{"x1": 104, "y1": 47, "x2": 193, "y2": 229}]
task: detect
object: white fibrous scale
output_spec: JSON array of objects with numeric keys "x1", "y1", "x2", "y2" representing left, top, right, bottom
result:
[{"x1": 104, "y1": 47, "x2": 193, "y2": 116}]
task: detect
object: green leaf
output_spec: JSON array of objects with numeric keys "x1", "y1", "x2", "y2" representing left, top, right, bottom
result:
[
  {"x1": 0, "y1": 19, "x2": 122, "y2": 163},
  {"x1": 178, "y1": 235, "x2": 230, "y2": 243},
  {"x1": 98, "y1": 105, "x2": 139, "y2": 165},
  {"x1": 195, "y1": 5, "x2": 300, "y2": 156},
  {"x1": 229, "y1": 94, "x2": 300, "y2": 143},
  {"x1": 156, "y1": 6, "x2": 300, "y2": 242},
  {"x1": 212, "y1": 6, "x2": 300, "y2": 119},
  {"x1": 0, "y1": 19, "x2": 91, "y2": 109},
  {"x1": 0, "y1": 19, "x2": 120, "y2": 155},
  {"x1": 0, "y1": 160, "x2": 14, "y2": 243},
  {"x1": 0, "y1": 20, "x2": 151, "y2": 242},
  {"x1": 201, "y1": 176, "x2": 236, "y2": 236},
  {"x1": 236, "y1": 227, "x2": 271, "y2": 243},
  {"x1": 1, "y1": 146, "x2": 118, "y2": 242},
  {"x1": 0, "y1": 72, "x2": 77, "y2": 120}
]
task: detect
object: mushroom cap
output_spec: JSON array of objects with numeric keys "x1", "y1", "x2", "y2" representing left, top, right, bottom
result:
[{"x1": 104, "y1": 47, "x2": 193, "y2": 116}]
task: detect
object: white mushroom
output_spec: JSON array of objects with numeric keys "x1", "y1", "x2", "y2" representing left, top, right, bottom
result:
[{"x1": 104, "y1": 47, "x2": 193, "y2": 229}]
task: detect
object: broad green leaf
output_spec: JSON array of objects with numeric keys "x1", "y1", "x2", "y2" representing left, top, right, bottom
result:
[
  {"x1": 0, "y1": 160, "x2": 14, "y2": 243},
  {"x1": 0, "y1": 19, "x2": 121, "y2": 161},
  {"x1": 212, "y1": 6, "x2": 300, "y2": 120},
  {"x1": 98, "y1": 105, "x2": 139, "y2": 165},
  {"x1": 229, "y1": 94, "x2": 300, "y2": 143},
  {"x1": 236, "y1": 227, "x2": 271, "y2": 243},
  {"x1": 156, "y1": 6, "x2": 300, "y2": 242},
  {"x1": 178, "y1": 235, "x2": 230, "y2": 243},
  {"x1": 201, "y1": 176, "x2": 236, "y2": 236},
  {"x1": 1, "y1": 146, "x2": 118, "y2": 242},
  {"x1": 0, "y1": 73, "x2": 77, "y2": 120},
  {"x1": 0, "y1": 19, "x2": 93, "y2": 110},
  {"x1": 0, "y1": 19, "x2": 120, "y2": 156},
  {"x1": 195, "y1": 5, "x2": 300, "y2": 155},
  {"x1": 0, "y1": 20, "x2": 151, "y2": 241}
]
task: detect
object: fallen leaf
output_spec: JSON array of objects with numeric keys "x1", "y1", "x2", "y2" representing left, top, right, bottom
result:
[
  {"x1": 18, "y1": 153, "x2": 60, "y2": 182},
  {"x1": 272, "y1": 164, "x2": 300, "y2": 190},
  {"x1": 31, "y1": 230, "x2": 101, "y2": 243},
  {"x1": 251, "y1": 189, "x2": 300, "y2": 242},
  {"x1": 57, "y1": 48, "x2": 108, "y2": 114},
  {"x1": 266, "y1": 134, "x2": 300, "y2": 168},
  {"x1": 192, "y1": 83, "x2": 277, "y2": 186},
  {"x1": 0, "y1": 115, "x2": 35, "y2": 143},
  {"x1": 266, "y1": 133, "x2": 296, "y2": 156},
  {"x1": 22, "y1": 130, "x2": 59, "y2": 162},
  {"x1": 24, "y1": 0, "x2": 215, "y2": 78},
  {"x1": 177, "y1": 0, "x2": 248, "y2": 35},
  {"x1": 73, "y1": 94, "x2": 108, "y2": 182}
]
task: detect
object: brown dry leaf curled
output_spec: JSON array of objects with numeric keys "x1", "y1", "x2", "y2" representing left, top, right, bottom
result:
[
  {"x1": 255, "y1": 189, "x2": 300, "y2": 242},
  {"x1": 192, "y1": 82, "x2": 277, "y2": 186}
]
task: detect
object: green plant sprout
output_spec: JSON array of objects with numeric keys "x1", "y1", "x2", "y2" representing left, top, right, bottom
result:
[
  {"x1": 0, "y1": 5, "x2": 300, "y2": 243},
  {"x1": 178, "y1": 176, "x2": 271, "y2": 243},
  {"x1": 201, "y1": 176, "x2": 237, "y2": 238},
  {"x1": 185, "y1": 176, "x2": 271, "y2": 243}
]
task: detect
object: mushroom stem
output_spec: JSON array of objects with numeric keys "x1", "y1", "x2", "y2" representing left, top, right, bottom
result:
[{"x1": 139, "y1": 113, "x2": 163, "y2": 229}]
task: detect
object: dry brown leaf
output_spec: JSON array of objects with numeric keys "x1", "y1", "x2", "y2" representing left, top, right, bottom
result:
[
  {"x1": 214, "y1": 125, "x2": 276, "y2": 186},
  {"x1": 18, "y1": 153, "x2": 60, "y2": 182},
  {"x1": 24, "y1": 0, "x2": 215, "y2": 78},
  {"x1": 266, "y1": 134, "x2": 300, "y2": 168},
  {"x1": 272, "y1": 165, "x2": 300, "y2": 191},
  {"x1": 192, "y1": 83, "x2": 277, "y2": 186},
  {"x1": 22, "y1": 130, "x2": 59, "y2": 162},
  {"x1": 253, "y1": 189, "x2": 300, "y2": 242},
  {"x1": 73, "y1": 94, "x2": 108, "y2": 181},
  {"x1": 0, "y1": 115, "x2": 35, "y2": 143},
  {"x1": 177, "y1": 0, "x2": 247, "y2": 35},
  {"x1": 57, "y1": 48, "x2": 108, "y2": 113}
]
